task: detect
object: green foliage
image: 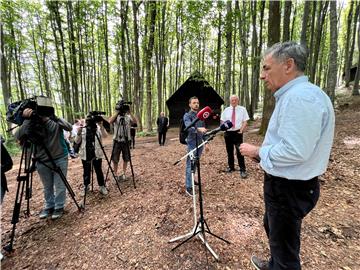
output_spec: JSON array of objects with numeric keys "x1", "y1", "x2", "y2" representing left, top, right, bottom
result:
[
  {"x1": 3, "y1": 136, "x2": 21, "y2": 156},
  {"x1": 0, "y1": 0, "x2": 351, "y2": 136},
  {"x1": 136, "y1": 131, "x2": 157, "y2": 138}
]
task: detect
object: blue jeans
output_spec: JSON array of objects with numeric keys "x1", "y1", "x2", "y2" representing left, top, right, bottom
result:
[
  {"x1": 36, "y1": 157, "x2": 68, "y2": 210},
  {"x1": 185, "y1": 142, "x2": 203, "y2": 189}
]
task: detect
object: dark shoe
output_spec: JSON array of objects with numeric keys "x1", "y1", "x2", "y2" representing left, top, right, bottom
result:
[
  {"x1": 240, "y1": 171, "x2": 248, "y2": 179},
  {"x1": 185, "y1": 187, "x2": 193, "y2": 197},
  {"x1": 225, "y1": 167, "x2": 235, "y2": 173},
  {"x1": 39, "y1": 208, "x2": 54, "y2": 219},
  {"x1": 251, "y1": 256, "x2": 269, "y2": 270},
  {"x1": 51, "y1": 208, "x2": 64, "y2": 220}
]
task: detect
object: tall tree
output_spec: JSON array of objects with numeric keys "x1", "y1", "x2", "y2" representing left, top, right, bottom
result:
[
  {"x1": 132, "y1": 1, "x2": 142, "y2": 130},
  {"x1": 103, "y1": 1, "x2": 111, "y2": 114},
  {"x1": 119, "y1": 0, "x2": 129, "y2": 101},
  {"x1": 326, "y1": 1, "x2": 337, "y2": 103},
  {"x1": 259, "y1": 1, "x2": 280, "y2": 135},
  {"x1": 352, "y1": 12, "x2": 360, "y2": 96},
  {"x1": 300, "y1": 1, "x2": 311, "y2": 47},
  {"x1": 47, "y1": 1, "x2": 73, "y2": 121},
  {"x1": 343, "y1": 0, "x2": 354, "y2": 87},
  {"x1": 309, "y1": 1, "x2": 329, "y2": 83},
  {"x1": 282, "y1": 1, "x2": 292, "y2": 42},
  {"x1": 215, "y1": 2, "x2": 223, "y2": 92},
  {"x1": 145, "y1": 1, "x2": 156, "y2": 131},
  {"x1": 224, "y1": 0, "x2": 232, "y2": 106},
  {"x1": 67, "y1": 1, "x2": 80, "y2": 114},
  {"x1": 348, "y1": 3, "x2": 360, "y2": 86},
  {"x1": 1, "y1": 23, "x2": 11, "y2": 124}
]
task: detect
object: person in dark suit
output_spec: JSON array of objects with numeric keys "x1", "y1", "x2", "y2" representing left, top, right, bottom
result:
[{"x1": 156, "y1": 112, "x2": 169, "y2": 146}]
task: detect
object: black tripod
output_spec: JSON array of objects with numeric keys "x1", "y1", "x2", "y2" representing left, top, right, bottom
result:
[
  {"x1": 169, "y1": 133, "x2": 230, "y2": 261},
  {"x1": 82, "y1": 126, "x2": 122, "y2": 209},
  {"x1": 105, "y1": 113, "x2": 136, "y2": 189},
  {"x1": 4, "y1": 137, "x2": 82, "y2": 252}
]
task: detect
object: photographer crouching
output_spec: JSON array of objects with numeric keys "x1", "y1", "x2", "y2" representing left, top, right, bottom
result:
[
  {"x1": 14, "y1": 98, "x2": 72, "y2": 220},
  {"x1": 109, "y1": 100, "x2": 135, "y2": 181},
  {"x1": 75, "y1": 112, "x2": 109, "y2": 196}
]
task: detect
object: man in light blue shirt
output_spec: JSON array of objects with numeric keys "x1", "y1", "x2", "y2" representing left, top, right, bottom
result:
[{"x1": 240, "y1": 42, "x2": 335, "y2": 270}]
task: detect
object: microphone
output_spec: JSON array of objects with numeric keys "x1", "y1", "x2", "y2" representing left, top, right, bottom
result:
[
  {"x1": 204, "y1": 120, "x2": 233, "y2": 137},
  {"x1": 183, "y1": 106, "x2": 213, "y2": 132}
]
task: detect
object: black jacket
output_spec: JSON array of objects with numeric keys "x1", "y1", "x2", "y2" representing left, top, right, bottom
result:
[
  {"x1": 1, "y1": 143, "x2": 13, "y2": 193},
  {"x1": 156, "y1": 117, "x2": 169, "y2": 133}
]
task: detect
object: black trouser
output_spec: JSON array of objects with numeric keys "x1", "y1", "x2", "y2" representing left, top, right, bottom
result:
[
  {"x1": 82, "y1": 159, "x2": 105, "y2": 187},
  {"x1": 263, "y1": 173, "x2": 320, "y2": 270},
  {"x1": 224, "y1": 131, "x2": 245, "y2": 171},
  {"x1": 158, "y1": 132, "x2": 167, "y2": 145}
]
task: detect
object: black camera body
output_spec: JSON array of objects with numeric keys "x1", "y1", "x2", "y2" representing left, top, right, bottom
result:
[
  {"x1": 86, "y1": 111, "x2": 110, "y2": 132},
  {"x1": 115, "y1": 100, "x2": 132, "y2": 115},
  {"x1": 6, "y1": 96, "x2": 54, "y2": 126}
]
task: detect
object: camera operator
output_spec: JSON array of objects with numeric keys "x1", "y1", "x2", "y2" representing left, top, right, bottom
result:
[
  {"x1": 14, "y1": 108, "x2": 72, "y2": 220},
  {"x1": 109, "y1": 104, "x2": 135, "y2": 181},
  {"x1": 75, "y1": 115, "x2": 108, "y2": 196}
]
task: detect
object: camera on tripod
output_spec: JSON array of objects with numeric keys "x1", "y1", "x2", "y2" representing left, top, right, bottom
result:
[
  {"x1": 6, "y1": 96, "x2": 54, "y2": 145},
  {"x1": 85, "y1": 111, "x2": 110, "y2": 132},
  {"x1": 115, "y1": 100, "x2": 132, "y2": 115},
  {"x1": 6, "y1": 96, "x2": 54, "y2": 126}
]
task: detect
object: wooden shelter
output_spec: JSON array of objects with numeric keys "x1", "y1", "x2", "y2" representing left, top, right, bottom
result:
[{"x1": 166, "y1": 71, "x2": 224, "y2": 127}]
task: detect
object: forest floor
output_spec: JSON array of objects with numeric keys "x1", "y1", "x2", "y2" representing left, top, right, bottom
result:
[{"x1": 1, "y1": 95, "x2": 360, "y2": 270}]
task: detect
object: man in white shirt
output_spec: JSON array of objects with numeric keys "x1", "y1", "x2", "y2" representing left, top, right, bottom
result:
[{"x1": 220, "y1": 95, "x2": 249, "y2": 178}]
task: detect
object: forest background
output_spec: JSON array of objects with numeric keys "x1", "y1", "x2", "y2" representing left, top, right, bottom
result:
[{"x1": 0, "y1": 0, "x2": 359, "y2": 141}]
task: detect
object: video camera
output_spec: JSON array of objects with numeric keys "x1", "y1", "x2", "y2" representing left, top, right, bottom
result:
[
  {"x1": 85, "y1": 111, "x2": 110, "y2": 132},
  {"x1": 115, "y1": 100, "x2": 132, "y2": 115},
  {"x1": 6, "y1": 96, "x2": 54, "y2": 126}
]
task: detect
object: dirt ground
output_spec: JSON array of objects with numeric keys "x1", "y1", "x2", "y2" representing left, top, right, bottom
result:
[{"x1": 1, "y1": 99, "x2": 360, "y2": 270}]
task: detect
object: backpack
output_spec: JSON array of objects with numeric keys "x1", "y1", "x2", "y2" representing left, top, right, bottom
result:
[{"x1": 179, "y1": 118, "x2": 188, "y2": 145}]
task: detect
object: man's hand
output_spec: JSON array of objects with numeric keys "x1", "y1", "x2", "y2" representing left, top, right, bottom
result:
[
  {"x1": 239, "y1": 143, "x2": 260, "y2": 159},
  {"x1": 197, "y1": 127, "x2": 207, "y2": 134},
  {"x1": 22, "y1": 108, "x2": 33, "y2": 118}
]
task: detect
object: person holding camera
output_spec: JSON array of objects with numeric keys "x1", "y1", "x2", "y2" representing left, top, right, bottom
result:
[
  {"x1": 14, "y1": 107, "x2": 73, "y2": 220},
  {"x1": 109, "y1": 105, "x2": 135, "y2": 181},
  {"x1": 75, "y1": 115, "x2": 108, "y2": 196}
]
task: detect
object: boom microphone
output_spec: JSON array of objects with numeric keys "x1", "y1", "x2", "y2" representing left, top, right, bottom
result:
[
  {"x1": 204, "y1": 120, "x2": 233, "y2": 136},
  {"x1": 183, "y1": 106, "x2": 213, "y2": 132}
]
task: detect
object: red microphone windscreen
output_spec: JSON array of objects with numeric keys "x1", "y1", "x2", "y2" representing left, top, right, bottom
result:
[{"x1": 196, "y1": 106, "x2": 213, "y2": 121}]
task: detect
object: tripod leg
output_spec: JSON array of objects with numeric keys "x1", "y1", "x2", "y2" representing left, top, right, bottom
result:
[
  {"x1": 91, "y1": 160, "x2": 94, "y2": 192},
  {"x1": 54, "y1": 167, "x2": 83, "y2": 211},
  {"x1": 124, "y1": 138, "x2": 136, "y2": 188},
  {"x1": 95, "y1": 133, "x2": 122, "y2": 194},
  {"x1": 4, "y1": 176, "x2": 26, "y2": 252},
  {"x1": 171, "y1": 221, "x2": 201, "y2": 251},
  {"x1": 127, "y1": 143, "x2": 136, "y2": 189},
  {"x1": 203, "y1": 219, "x2": 231, "y2": 244}
]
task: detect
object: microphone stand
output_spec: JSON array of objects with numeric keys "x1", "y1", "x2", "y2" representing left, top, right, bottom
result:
[{"x1": 169, "y1": 132, "x2": 230, "y2": 261}]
